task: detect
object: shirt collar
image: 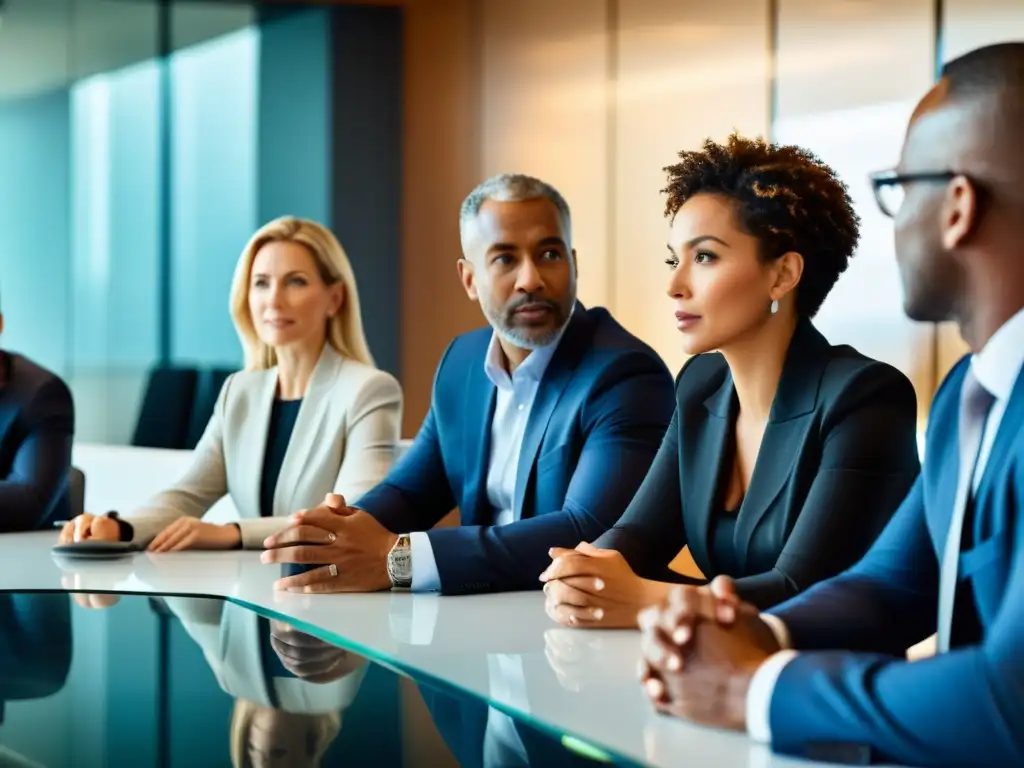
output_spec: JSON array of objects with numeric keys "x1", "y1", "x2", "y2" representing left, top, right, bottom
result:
[
  {"x1": 970, "y1": 305, "x2": 1024, "y2": 401},
  {"x1": 484, "y1": 321, "x2": 568, "y2": 389}
]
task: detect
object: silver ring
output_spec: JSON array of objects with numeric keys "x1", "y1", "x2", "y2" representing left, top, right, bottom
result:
[
  {"x1": 328, "y1": 563, "x2": 338, "y2": 578},
  {"x1": 327, "y1": 532, "x2": 337, "y2": 543}
]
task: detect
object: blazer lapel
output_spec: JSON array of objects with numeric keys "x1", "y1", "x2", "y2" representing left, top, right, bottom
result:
[
  {"x1": 513, "y1": 310, "x2": 590, "y2": 519},
  {"x1": 683, "y1": 373, "x2": 736, "y2": 577},
  {"x1": 272, "y1": 346, "x2": 342, "y2": 515},
  {"x1": 237, "y1": 369, "x2": 279, "y2": 519},
  {"x1": 972, "y1": 364, "x2": 1024, "y2": 541},
  {"x1": 923, "y1": 362, "x2": 969, "y2": 553},
  {"x1": 734, "y1": 321, "x2": 829, "y2": 570},
  {"x1": 462, "y1": 360, "x2": 496, "y2": 526},
  {"x1": 218, "y1": 606, "x2": 273, "y2": 706}
]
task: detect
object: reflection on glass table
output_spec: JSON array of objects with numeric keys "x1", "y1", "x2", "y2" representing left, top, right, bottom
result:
[
  {"x1": 0, "y1": 594, "x2": 73, "y2": 768},
  {"x1": 0, "y1": 593, "x2": 630, "y2": 767}
]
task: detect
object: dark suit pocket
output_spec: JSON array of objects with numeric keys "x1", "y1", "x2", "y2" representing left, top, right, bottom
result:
[{"x1": 959, "y1": 535, "x2": 1002, "y2": 579}]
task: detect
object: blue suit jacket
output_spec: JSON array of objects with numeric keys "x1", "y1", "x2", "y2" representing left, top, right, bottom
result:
[
  {"x1": 355, "y1": 305, "x2": 675, "y2": 594},
  {"x1": 0, "y1": 352, "x2": 75, "y2": 531},
  {"x1": 766, "y1": 355, "x2": 1024, "y2": 766}
]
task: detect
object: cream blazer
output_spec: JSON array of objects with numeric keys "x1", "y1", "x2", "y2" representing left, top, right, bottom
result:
[
  {"x1": 161, "y1": 596, "x2": 367, "y2": 714},
  {"x1": 126, "y1": 344, "x2": 403, "y2": 548}
]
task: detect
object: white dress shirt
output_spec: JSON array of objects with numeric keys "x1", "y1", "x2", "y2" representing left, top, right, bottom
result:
[
  {"x1": 746, "y1": 306, "x2": 1024, "y2": 743},
  {"x1": 408, "y1": 331, "x2": 564, "y2": 592}
]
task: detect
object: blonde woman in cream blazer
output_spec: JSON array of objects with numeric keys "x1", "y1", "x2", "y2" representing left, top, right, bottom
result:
[
  {"x1": 160, "y1": 596, "x2": 365, "y2": 767},
  {"x1": 60, "y1": 216, "x2": 402, "y2": 551}
]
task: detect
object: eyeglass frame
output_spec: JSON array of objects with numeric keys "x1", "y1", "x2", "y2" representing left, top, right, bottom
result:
[{"x1": 868, "y1": 169, "x2": 959, "y2": 218}]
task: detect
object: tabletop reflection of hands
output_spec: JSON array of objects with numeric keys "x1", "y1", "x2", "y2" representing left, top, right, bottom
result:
[
  {"x1": 54, "y1": 557, "x2": 136, "y2": 611},
  {"x1": 269, "y1": 621, "x2": 367, "y2": 683},
  {"x1": 543, "y1": 627, "x2": 613, "y2": 693}
]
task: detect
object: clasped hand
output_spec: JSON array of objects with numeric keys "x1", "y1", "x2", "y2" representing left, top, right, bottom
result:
[
  {"x1": 637, "y1": 576, "x2": 781, "y2": 732},
  {"x1": 269, "y1": 621, "x2": 367, "y2": 683},
  {"x1": 539, "y1": 542, "x2": 658, "y2": 628},
  {"x1": 260, "y1": 493, "x2": 397, "y2": 593}
]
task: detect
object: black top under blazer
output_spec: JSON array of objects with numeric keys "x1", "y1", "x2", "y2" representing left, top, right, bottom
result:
[{"x1": 595, "y1": 320, "x2": 922, "y2": 610}]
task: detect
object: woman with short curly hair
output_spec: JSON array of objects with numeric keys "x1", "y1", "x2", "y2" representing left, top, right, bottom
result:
[{"x1": 541, "y1": 133, "x2": 922, "y2": 627}]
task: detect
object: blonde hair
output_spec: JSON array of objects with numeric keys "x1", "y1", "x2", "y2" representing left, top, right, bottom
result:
[
  {"x1": 229, "y1": 699, "x2": 341, "y2": 768},
  {"x1": 229, "y1": 216, "x2": 374, "y2": 371}
]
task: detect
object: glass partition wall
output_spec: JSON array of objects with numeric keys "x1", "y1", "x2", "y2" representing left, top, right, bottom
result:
[{"x1": 0, "y1": 0, "x2": 333, "y2": 445}]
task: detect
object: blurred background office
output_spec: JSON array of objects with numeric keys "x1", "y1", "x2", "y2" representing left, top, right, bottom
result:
[
  {"x1": 0, "y1": 0, "x2": 401, "y2": 447},
  {"x1": 1, "y1": 0, "x2": 1023, "y2": 448}
]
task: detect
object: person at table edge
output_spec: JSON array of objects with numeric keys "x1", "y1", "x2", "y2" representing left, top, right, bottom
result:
[
  {"x1": 540, "y1": 134, "x2": 921, "y2": 627},
  {"x1": 262, "y1": 173, "x2": 675, "y2": 595},
  {"x1": 59, "y1": 217, "x2": 402, "y2": 551},
  {"x1": 0, "y1": 290, "x2": 75, "y2": 533},
  {"x1": 638, "y1": 42, "x2": 1024, "y2": 768}
]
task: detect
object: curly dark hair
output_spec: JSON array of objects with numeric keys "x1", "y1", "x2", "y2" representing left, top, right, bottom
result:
[{"x1": 662, "y1": 133, "x2": 860, "y2": 318}]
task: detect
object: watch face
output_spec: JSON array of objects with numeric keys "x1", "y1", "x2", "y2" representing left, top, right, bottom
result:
[{"x1": 390, "y1": 549, "x2": 412, "y2": 581}]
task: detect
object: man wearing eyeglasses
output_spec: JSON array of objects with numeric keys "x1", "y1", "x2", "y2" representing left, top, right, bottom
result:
[{"x1": 636, "y1": 41, "x2": 1024, "y2": 767}]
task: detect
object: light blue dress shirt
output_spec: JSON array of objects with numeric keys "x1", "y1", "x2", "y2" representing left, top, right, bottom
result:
[{"x1": 408, "y1": 331, "x2": 563, "y2": 592}]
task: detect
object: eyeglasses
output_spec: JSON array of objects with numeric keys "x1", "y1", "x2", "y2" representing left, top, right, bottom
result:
[{"x1": 868, "y1": 169, "x2": 957, "y2": 218}]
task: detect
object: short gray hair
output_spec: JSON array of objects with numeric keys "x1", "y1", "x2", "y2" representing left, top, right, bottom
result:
[{"x1": 459, "y1": 173, "x2": 572, "y2": 256}]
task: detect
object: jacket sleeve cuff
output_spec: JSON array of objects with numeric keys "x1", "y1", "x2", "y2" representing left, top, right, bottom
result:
[
  {"x1": 746, "y1": 650, "x2": 799, "y2": 743},
  {"x1": 237, "y1": 517, "x2": 289, "y2": 549}
]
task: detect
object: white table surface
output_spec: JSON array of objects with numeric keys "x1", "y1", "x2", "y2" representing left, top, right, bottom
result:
[{"x1": 0, "y1": 530, "x2": 838, "y2": 768}]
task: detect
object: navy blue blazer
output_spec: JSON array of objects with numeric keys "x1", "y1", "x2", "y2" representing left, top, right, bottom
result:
[
  {"x1": 355, "y1": 305, "x2": 675, "y2": 594},
  {"x1": 765, "y1": 355, "x2": 1024, "y2": 766},
  {"x1": 0, "y1": 352, "x2": 75, "y2": 531}
]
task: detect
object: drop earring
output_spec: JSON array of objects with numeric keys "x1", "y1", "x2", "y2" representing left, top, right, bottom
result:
[{"x1": 770, "y1": 299, "x2": 779, "y2": 315}]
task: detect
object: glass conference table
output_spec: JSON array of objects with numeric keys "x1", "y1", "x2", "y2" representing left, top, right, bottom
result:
[{"x1": 0, "y1": 532, "x2": 828, "y2": 768}]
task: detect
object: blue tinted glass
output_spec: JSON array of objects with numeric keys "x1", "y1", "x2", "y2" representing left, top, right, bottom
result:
[{"x1": 0, "y1": 592, "x2": 625, "y2": 767}]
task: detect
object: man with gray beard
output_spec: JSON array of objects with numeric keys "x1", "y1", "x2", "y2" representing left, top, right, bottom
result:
[{"x1": 263, "y1": 173, "x2": 675, "y2": 595}]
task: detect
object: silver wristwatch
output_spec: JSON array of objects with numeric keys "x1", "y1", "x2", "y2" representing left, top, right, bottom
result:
[{"x1": 387, "y1": 534, "x2": 412, "y2": 589}]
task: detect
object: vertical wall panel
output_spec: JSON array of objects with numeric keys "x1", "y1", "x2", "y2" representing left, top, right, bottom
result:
[
  {"x1": 258, "y1": 9, "x2": 332, "y2": 226},
  {"x1": 774, "y1": 0, "x2": 936, "y2": 424},
  {"x1": 0, "y1": 91, "x2": 71, "y2": 375},
  {"x1": 400, "y1": 0, "x2": 483, "y2": 436},
  {"x1": 169, "y1": 28, "x2": 259, "y2": 368},
  {"x1": 479, "y1": 0, "x2": 612, "y2": 309},
  {"x1": 936, "y1": 0, "x2": 1024, "y2": 378},
  {"x1": 614, "y1": 0, "x2": 771, "y2": 373},
  {"x1": 330, "y1": 6, "x2": 404, "y2": 380},
  {"x1": 70, "y1": 63, "x2": 162, "y2": 444}
]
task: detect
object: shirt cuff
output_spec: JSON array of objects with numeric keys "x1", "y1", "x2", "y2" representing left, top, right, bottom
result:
[
  {"x1": 409, "y1": 531, "x2": 441, "y2": 592},
  {"x1": 746, "y1": 650, "x2": 798, "y2": 743},
  {"x1": 760, "y1": 613, "x2": 792, "y2": 649}
]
